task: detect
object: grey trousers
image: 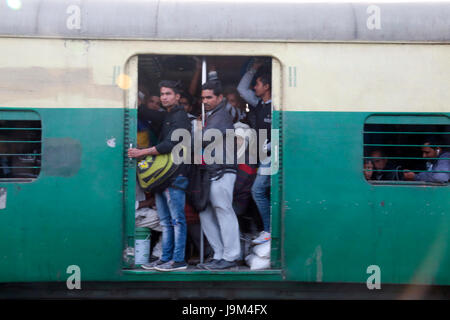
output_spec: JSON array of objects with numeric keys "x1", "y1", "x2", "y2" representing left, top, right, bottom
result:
[{"x1": 199, "y1": 173, "x2": 241, "y2": 261}]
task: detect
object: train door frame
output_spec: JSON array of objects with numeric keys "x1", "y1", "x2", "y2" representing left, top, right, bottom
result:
[
  {"x1": 123, "y1": 55, "x2": 139, "y2": 269},
  {"x1": 122, "y1": 54, "x2": 283, "y2": 273}
]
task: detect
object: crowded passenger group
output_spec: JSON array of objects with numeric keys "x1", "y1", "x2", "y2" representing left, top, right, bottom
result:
[
  {"x1": 128, "y1": 58, "x2": 273, "y2": 271},
  {"x1": 364, "y1": 140, "x2": 450, "y2": 183}
]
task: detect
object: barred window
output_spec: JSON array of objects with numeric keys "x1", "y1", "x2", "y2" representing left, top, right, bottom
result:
[
  {"x1": 0, "y1": 111, "x2": 42, "y2": 182},
  {"x1": 363, "y1": 115, "x2": 449, "y2": 185}
]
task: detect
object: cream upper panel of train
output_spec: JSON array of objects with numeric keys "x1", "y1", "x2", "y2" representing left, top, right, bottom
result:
[{"x1": 0, "y1": 0, "x2": 449, "y2": 112}]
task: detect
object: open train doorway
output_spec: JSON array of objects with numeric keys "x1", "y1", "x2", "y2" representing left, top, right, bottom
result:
[{"x1": 132, "y1": 54, "x2": 277, "y2": 272}]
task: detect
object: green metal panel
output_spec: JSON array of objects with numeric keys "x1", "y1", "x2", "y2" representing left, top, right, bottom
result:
[
  {"x1": 0, "y1": 108, "x2": 125, "y2": 282},
  {"x1": 281, "y1": 111, "x2": 449, "y2": 285},
  {"x1": 1, "y1": 107, "x2": 449, "y2": 286}
]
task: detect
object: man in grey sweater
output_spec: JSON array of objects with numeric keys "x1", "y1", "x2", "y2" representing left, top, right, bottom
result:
[{"x1": 197, "y1": 80, "x2": 241, "y2": 270}]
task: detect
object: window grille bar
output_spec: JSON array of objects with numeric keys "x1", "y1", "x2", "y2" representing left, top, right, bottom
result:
[
  {"x1": 364, "y1": 144, "x2": 450, "y2": 148},
  {"x1": 369, "y1": 180, "x2": 447, "y2": 186},
  {"x1": 0, "y1": 128, "x2": 41, "y2": 131},
  {"x1": 364, "y1": 131, "x2": 450, "y2": 134},
  {"x1": 0, "y1": 140, "x2": 42, "y2": 143},
  {"x1": 0, "y1": 153, "x2": 41, "y2": 156},
  {"x1": 364, "y1": 156, "x2": 450, "y2": 160},
  {"x1": 0, "y1": 167, "x2": 41, "y2": 169},
  {"x1": 0, "y1": 178, "x2": 37, "y2": 182},
  {"x1": 363, "y1": 169, "x2": 450, "y2": 173},
  {"x1": 0, "y1": 166, "x2": 41, "y2": 169}
]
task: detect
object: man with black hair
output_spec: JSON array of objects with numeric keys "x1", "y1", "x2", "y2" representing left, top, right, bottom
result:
[
  {"x1": 369, "y1": 149, "x2": 402, "y2": 181},
  {"x1": 404, "y1": 137, "x2": 449, "y2": 183},
  {"x1": 237, "y1": 59, "x2": 272, "y2": 245},
  {"x1": 224, "y1": 87, "x2": 247, "y2": 123},
  {"x1": 128, "y1": 80, "x2": 191, "y2": 271},
  {"x1": 145, "y1": 93, "x2": 162, "y2": 112},
  {"x1": 180, "y1": 91, "x2": 198, "y2": 126},
  {"x1": 196, "y1": 80, "x2": 241, "y2": 270}
]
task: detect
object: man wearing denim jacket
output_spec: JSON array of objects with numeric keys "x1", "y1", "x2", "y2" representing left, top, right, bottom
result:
[{"x1": 128, "y1": 80, "x2": 191, "y2": 271}]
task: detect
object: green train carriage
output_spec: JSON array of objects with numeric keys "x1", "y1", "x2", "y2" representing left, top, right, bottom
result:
[{"x1": 0, "y1": 0, "x2": 449, "y2": 298}]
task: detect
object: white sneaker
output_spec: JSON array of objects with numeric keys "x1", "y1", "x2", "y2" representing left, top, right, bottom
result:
[{"x1": 252, "y1": 231, "x2": 271, "y2": 245}]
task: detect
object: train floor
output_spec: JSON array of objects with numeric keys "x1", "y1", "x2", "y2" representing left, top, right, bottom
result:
[{"x1": 128, "y1": 265, "x2": 265, "y2": 272}]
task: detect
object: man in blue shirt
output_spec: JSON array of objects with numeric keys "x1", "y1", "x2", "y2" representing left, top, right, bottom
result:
[{"x1": 404, "y1": 138, "x2": 449, "y2": 183}]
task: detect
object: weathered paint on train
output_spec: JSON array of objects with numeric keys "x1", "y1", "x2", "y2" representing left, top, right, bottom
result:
[{"x1": 0, "y1": 1, "x2": 449, "y2": 288}]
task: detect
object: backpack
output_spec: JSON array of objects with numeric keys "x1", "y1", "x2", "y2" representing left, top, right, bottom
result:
[
  {"x1": 186, "y1": 164, "x2": 210, "y2": 212},
  {"x1": 137, "y1": 153, "x2": 179, "y2": 193}
]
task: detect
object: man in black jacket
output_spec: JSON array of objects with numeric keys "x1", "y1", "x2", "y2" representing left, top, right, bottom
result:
[
  {"x1": 370, "y1": 150, "x2": 401, "y2": 181},
  {"x1": 128, "y1": 80, "x2": 191, "y2": 271},
  {"x1": 197, "y1": 80, "x2": 241, "y2": 270}
]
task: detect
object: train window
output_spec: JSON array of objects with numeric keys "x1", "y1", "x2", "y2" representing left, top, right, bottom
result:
[
  {"x1": 0, "y1": 111, "x2": 42, "y2": 182},
  {"x1": 134, "y1": 54, "x2": 274, "y2": 270},
  {"x1": 363, "y1": 115, "x2": 449, "y2": 185}
]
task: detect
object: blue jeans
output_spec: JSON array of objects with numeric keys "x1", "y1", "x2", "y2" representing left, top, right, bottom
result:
[
  {"x1": 155, "y1": 175, "x2": 188, "y2": 262},
  {"x1": 251, "y1": 162, "x2": 271, "y2": 232}
]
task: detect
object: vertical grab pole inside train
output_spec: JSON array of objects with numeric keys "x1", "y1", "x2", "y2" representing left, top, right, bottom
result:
[
  {"x1": 201, "y1": 58, "x2": 207, "y2": 126},
  {"x1": 200, "y1": 57, "x2": 207, "y2": 264}
]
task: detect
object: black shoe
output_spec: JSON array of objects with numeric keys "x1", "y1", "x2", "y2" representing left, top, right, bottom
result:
[
  {"x1": 196, "y1": 259, "x2": 220, "y2": 270},
  {"x1": 235, "y1": 259, "x2": 245, "y2": 266},
  {"x1": 204, "y1": 259, "x2": 238, "y2": 270},
  {"x1": 141, "y1": 259, "x2": 168, "y2": 270}
]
